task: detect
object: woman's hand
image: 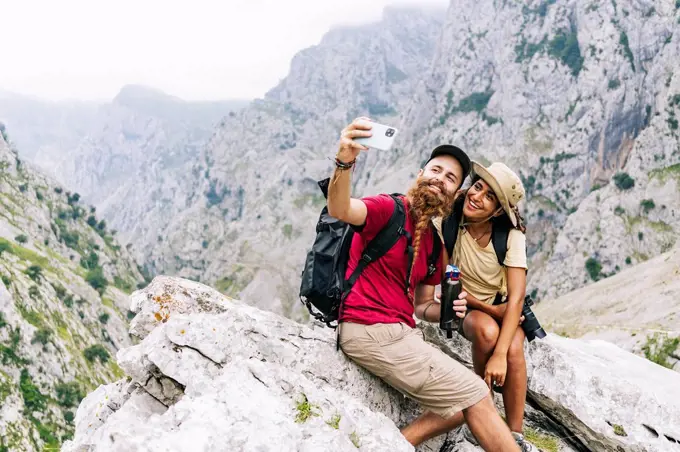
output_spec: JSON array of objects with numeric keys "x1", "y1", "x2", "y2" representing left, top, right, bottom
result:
[
  {"x1": 484, "y1": 352, "x2": 508, "y2": 388},
  {"x1": 337, "y1": 117, "x2": 372, "y2": 163}
]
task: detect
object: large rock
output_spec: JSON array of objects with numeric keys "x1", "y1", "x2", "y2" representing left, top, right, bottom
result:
[{"x1": 63, "y1": 277, "x2": 680, "y2": 451}]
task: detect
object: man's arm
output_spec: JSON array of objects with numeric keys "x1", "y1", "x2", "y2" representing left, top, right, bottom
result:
[
  {"x1": 327, "y1": 118, "x2": 372, "y2": 226},
  {"x1": 414, "y1": 284, "x2": 468, "y2": 322}
]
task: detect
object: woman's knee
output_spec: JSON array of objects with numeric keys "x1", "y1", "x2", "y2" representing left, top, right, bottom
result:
[{"x1": 465, "y1": 312, "x2": 499, "y2": 347}]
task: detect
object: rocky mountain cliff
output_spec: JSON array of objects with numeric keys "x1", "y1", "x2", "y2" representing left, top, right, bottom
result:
[
  {"x1": 365, "y1": 0, "x2": 680, "y2": 301},
  {"x1": 0, "y1": 86, "x2": 247, "y2": 267},
  {"x1": 63, "y1": 276, "x2": 680, "y2": 452},
  {"x1": 142, "y1": 6, "x2": 447, "y2": 321},
  {"x1": 151, "y1": 0, "x2": 680, "y2": 320},
  {"x1": 0, "y1": 128, "x2": 145, "y2": 450},
  {"x1": 3, "y1": 2, "x2": 680, "y2": 327}
]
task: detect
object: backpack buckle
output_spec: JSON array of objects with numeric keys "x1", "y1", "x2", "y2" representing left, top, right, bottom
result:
[{"x1": 361, "y1": 253, "x2": 373, "y2": 263}]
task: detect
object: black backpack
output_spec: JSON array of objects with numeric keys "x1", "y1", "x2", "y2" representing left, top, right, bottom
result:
[{"x1": 299, "y1": 178, "x2": 441, "y2": 329}]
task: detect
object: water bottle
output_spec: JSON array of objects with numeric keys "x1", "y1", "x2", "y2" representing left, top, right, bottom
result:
[{"x1": 439, "y1": 265, "x2": 461, "y2": 338}]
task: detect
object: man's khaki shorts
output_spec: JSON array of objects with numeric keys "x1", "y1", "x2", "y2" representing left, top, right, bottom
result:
[{"x1": 338, "y1": 321, "x2": 488, "y2": 419}]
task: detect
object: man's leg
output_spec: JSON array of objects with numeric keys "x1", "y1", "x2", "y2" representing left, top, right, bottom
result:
[
  {"x1": 464, "y1": 394, "x2": 520, "y2": 451},
  {"x1": 400, "y1": 410, "x2": 465, "y2": 445},
  {"x1": 502, "y1": 328, "x2": 527, "y2": 434}
]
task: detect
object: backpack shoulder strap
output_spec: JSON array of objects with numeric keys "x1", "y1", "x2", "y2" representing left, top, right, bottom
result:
[
  {"x1": 442, "y1": 199, "x2": 463, "y2": 258},
  {"x1": 491, "y1": 223, "x2": 509, "y2": 266},
  {"x1": 343, "y1": 195, "x2": 409, "y2": 296},
  {"x1": 426, "y1": 224, "x2": 441, "y2": 278}
]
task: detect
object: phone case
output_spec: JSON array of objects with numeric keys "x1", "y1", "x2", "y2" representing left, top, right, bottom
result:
[{"x1": 354, "y1": 122, "x2": 399, "y2": 151}]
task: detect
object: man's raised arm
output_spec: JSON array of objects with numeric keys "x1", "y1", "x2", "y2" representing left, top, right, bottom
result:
[{"x1": 327, "y1": 117, "x2": 372, "y2": 226}]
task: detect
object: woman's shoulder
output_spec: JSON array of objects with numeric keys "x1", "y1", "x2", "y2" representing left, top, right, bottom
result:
[{"x1": 507, "y1": 228, "x2": 526, "y2": 248}]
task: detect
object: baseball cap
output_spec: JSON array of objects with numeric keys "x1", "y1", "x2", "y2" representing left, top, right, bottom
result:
[{"x1": 426, "y1": 144, "x2": 471, "y2": 180}]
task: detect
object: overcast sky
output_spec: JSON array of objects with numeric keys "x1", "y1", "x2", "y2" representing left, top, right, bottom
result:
[{"x1": 0, "y1": 0, "x2": 448, "y2": 102}]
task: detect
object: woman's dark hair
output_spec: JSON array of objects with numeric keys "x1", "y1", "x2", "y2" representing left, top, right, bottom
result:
[{"x1": 454, "y1": 175, "x2": 524, "y2": 231}]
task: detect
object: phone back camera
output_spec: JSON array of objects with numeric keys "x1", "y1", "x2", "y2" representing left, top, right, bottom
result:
[{"x1": 385, "y1": 128, "x2": 395, "y2": 137}]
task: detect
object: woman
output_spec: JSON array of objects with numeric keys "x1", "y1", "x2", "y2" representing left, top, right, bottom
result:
[{"x1": 441, "y1": 161, "x2": 536, "y2": 452}]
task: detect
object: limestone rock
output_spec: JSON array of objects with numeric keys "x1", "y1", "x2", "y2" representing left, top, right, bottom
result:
[{"x1": 64, "y1": 276, "x2": 680, "y2": 452}]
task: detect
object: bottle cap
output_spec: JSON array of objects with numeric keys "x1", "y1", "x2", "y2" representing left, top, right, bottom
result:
[{"x1": 445, "y1": 265, "x2": 460, "y2": 280}]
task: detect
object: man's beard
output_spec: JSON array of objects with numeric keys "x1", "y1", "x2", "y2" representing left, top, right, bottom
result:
[{"x1": 406, "y1": 177, "x2": 456, "y2": 221}]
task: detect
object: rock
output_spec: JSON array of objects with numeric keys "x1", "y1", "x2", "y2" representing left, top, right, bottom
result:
[
  {"x1": 535, "y1": 246, "x2": 680, "y2": 370},
  {"x1": 421, "y1": 322, "x2": 680, "y2": 451},
  {"x1": 65, "y1": 276, "x2": 680, "y2": 452}
]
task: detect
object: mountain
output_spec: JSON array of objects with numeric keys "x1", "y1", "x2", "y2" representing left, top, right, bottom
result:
[
  {"x1": 150, "y1": 0, "x2": 680, "y2": 320},
  {"x1": 0, "y1": 86, "x2": 248, "y2": 266},
  {"x1": 143, "y1": 6, "x2": 448, "y2": 320},
  {"x1": 364, "y1": 0, "x2": 680, "y2": 302},
  {"x1": 0, "y1": 127, "x2": 145, "y2": 450},
  {"x1": 3, "y1": 1, "x2": 680, "y2": 330}
]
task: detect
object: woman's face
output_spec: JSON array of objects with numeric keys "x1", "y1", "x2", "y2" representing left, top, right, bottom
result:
[{"x1": 463, "y1": 179, "x2": 500, "y2": 221}]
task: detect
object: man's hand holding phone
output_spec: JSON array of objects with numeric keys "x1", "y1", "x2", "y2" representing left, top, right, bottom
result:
[{"x1": 337, "y1": 117, "x2": 373, "y2": 163}]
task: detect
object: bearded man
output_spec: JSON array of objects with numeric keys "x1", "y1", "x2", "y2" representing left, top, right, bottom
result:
[{"x1": 327, "y1": 117, "x2": 519, "y2": 451}]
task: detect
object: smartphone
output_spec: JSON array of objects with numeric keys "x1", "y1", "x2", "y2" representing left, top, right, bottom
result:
[{"x1": 354, "y1": 121, "x2": 399, "y2": 151}]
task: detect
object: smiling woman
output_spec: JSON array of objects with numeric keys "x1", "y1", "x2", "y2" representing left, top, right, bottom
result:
[{"x1": 441, "y1": 161, "x2": 537, "y2": 451}]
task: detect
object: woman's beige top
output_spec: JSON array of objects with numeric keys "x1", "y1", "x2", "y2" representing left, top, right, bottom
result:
[{"x1": 451, "y1": 227, "x2": 527, "y2": 304}]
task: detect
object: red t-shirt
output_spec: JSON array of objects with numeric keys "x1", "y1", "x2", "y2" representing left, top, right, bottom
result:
[{"x1": 339, "y1": 194, "x2": 442, "y2": 328}]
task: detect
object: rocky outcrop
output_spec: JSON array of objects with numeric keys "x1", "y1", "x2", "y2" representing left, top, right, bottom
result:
[
  {"x1": 535, "y1": 246, "x2": 680, "y2": 372},
  {"x1": 63, "y1": 276, "x2": 680, "y2": 452},
  {"x1": 0, "y1": 130, "x2": 145, "y2": 450}
]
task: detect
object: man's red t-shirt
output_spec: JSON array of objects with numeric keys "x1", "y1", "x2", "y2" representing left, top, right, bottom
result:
[{"x1": 339, "y1": 194, "x2": 442, "y2": 328}]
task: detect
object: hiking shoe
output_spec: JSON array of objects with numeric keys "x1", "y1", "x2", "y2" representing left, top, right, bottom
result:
[{"x1": 512, "y1": 432, "x2": 539, "y2": 452}]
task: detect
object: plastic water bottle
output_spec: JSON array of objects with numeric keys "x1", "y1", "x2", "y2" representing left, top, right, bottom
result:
[{"x1": 439, "y1": 265, "x2": 461, "y2": 338}]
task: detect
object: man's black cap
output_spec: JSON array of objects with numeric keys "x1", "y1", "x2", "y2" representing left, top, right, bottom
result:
[{"x1": 426, "y1": 144, "x2": 471, "y2": 180}]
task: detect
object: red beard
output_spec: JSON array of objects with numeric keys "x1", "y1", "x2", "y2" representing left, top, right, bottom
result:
[{"x1": 406, "y1": 177, "x2": 456, "y2": 221}]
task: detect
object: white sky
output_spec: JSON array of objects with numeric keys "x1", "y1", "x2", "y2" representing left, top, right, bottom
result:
[{"x1": 0, "y1": 0, "x2": 448, "y2": 102}]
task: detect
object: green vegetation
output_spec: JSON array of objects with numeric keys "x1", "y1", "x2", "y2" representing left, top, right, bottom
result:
[
  {"x1": 649, "y1": 163, "x2": 680, "y2": 183},
  {"x1": 55, "y1": 381, "x2": 84, "y2": 408},
  {"x1": 614, "y1": 206, "x2": 625, "y2": 215},
  {"x1": 625, "y1": 256, "x2": 632, "y2": 265},
  {"x1": 326, "y1": 414, "x2": 341, "y2": 429},
  {"x1": 548, "y1": 28, "x2": 583, "y2": 77},
  {"x1": 612, "y1": 424, "x2": 627, "y2": 436},
  {"x1": 613, "y1": 172, "x2": 635, "y2": 190},
  {"x1": 24, "y1": 265, "x2": 43, "y2": 282},
  {"x1": 608, "y1": 78, "x2": 621, "y2": 90},
  {"x1": 85, "y1": 267, "x2": 108, "y2": 294},
  {"x1": 524, "y1": 427, "x2": 559, "y2": 452},
  {"x1": 439, "y1": 90, "x2": 494, "y2": 124},
  {"x1": 19, "y1": 368, "x2": 47, "y2": 413},
  {"x1": 349, "y1": 431, "x2": 361, "y2": 448},
  {"x1": 83, "y1": 344, "x2": 110, "y2": 363},
  {"x1": 98, "y1": 313, "x2": 110, "y2": 324},
  {"x1": 642, "y1": 333, "x2": 679, "y2": 369},
  {"x1": 585, "y1": 257, "x2": 602, "y2": 281},
  {"x1": 282, "y1": 224, "x2": 293, "y2": 239},
  {"x1": 640, "y1": 199, "x2": 655, "y2": 213},
  {"x1": 294, "y1": 393, "x2": 320, "y2": 423},
  {"x1": 619, "y1": 31, "x2": 635, "y2": 71},
  {"x1": 31, "y1": 328, "x2": 53, "y2": 349},
  {"x1": 0, "y1": 327, "x2": 29, "y2": 365},
  {"x1": 15, "y1": 234, "x2": 28, "y2": 244}
]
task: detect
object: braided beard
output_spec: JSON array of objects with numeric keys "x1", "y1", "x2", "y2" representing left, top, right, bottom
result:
[
  {"x1": 406, "y1": 177, "x2": 457, "y2": 222},
  {"x1": 404, "y1": 177, "x2": 457, "y2": 300}
]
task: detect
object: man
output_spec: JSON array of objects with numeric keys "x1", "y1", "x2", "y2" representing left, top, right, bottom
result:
[{"x1": 328, "y1": 117, "x2": 519, "y2": 451}]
